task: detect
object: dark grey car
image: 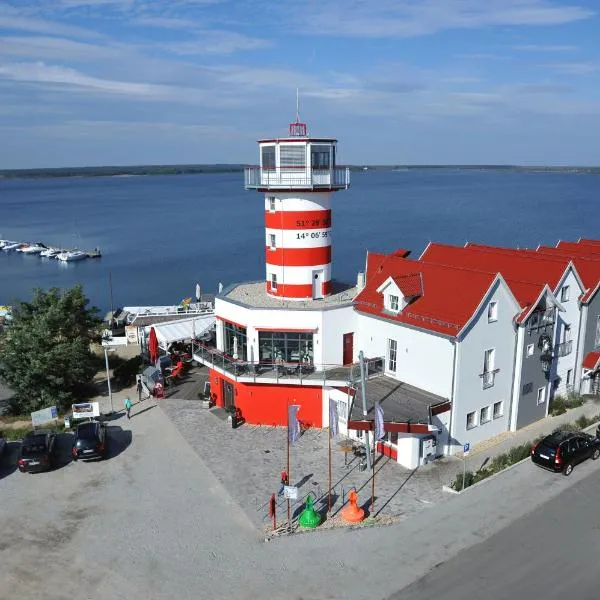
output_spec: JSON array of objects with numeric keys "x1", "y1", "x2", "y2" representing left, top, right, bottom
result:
[
  {"x1": 531, "y1": 431, "x2": 600, "y2": 475},
  {"x1": 72, "y1": 421, "x2": 107, "y2": 461}
]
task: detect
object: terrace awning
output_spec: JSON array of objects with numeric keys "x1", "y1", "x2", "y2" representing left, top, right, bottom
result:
[{"x1": 148, "y1": 315, "x2": 215, "y2": 349}]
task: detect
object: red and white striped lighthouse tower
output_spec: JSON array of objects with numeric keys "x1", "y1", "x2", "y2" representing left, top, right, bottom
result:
[{"x1": 244, "y1": 109, "x2": 350, "y2": 300}]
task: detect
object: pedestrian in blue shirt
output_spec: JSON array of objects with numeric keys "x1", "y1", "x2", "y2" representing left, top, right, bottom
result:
[{"x1": 124, "y1": 397, "x2": 133, "y2": 420}]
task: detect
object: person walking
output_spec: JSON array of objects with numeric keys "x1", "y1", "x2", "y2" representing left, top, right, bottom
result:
[
  {"x1": 136, "y1": 377, "x2": 143, "y2": 403},
  {"x1": 124, "y1": 397, "x2": 133, "y2": 420}
]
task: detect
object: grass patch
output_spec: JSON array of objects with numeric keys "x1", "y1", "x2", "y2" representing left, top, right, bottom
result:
[
  {"x1": 452, "y1": 412, "x2": 600, "y2": 492},
  {"x1": 0, "y1": 422, "x2": 68, "y2": 441}
]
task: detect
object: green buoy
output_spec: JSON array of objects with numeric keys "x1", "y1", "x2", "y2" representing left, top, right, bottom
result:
[{"x1": 298, "y1": 493, "x2": 321, "y2": 529}]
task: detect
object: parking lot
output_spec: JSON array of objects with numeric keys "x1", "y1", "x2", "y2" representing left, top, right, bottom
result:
[{"x1": 3, "y1": 388, "x2": 600, "y2": 600}]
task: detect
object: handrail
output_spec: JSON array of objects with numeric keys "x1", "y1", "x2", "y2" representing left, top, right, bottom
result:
[
  {"x1": 244, "y1": 166, "x2": 350, "y2": 189},
  {"x1": 191, "y1": 340, "x2": 383, "y2": 384}
]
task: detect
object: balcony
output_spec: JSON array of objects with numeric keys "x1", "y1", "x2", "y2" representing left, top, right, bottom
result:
[
  {"x1": 554, "y1": 340, "x2": 573, "y2": 357},
  {"x1": 528, "y1": 308, "x2": 555, "y2": 333},
  {"x1": 244, "y1": 167, "x2": 350, "y2": 191},
  {"x1": 480, "y1": 369, "x2": 500, "y2": 390},
  {"x1": 192, "y1": 341, "x2": 382, "y2": 386}
]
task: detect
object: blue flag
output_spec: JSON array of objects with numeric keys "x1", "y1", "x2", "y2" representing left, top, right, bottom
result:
[
  {"x1": 329, "y1": 398, "x2": 339, "y2": 438},
  {"x1": 288, "y1": 404, "x2": 301, "y2": 444},
  {"x1": 374, "y1": 402, "x2": 385, "y2": 441}
]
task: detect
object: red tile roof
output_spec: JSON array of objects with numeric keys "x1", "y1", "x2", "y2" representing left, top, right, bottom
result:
[
  {"x1": 354, "y1": 252, "x2": 500, "y2": 337},
  {"x1": 556, "y1": 240, "x2": 600, "y2": 257},
  {"x1": 535, "y1": 246, "x2": 600, "y2": 303},
  {"x1": 582, "y1": 351, "x2": 600, "y2": 371},
  {"x1": 421, "y1": 243, "x2": 557, "y2": 323},
  {"x1": 395, "y1": 273, "x2": 423, "y2": 298}
]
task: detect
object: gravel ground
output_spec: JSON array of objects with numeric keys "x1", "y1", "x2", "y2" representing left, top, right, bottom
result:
[{"x1": 2, "y1": 389, "x2": 598, "y2": 600}]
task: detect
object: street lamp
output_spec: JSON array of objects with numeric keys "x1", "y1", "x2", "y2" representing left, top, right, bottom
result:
[{"x1": 104, "y1": 346, "x2": 115, "y2": 414}]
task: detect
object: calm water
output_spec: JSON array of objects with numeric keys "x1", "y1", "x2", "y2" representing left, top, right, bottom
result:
[{"x1": 0, "y1": 170, "x2": 598, "y2": 314}]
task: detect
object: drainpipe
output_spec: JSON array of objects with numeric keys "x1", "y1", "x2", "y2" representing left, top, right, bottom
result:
[
  {"x1": 447, "y1": 339, "x2": 457, "y2": 455},
  {"x1": 507, "y1": 322, "x2": 520, "y2": 431},
  {"x1": 359, "y1": 350, "x2": 372, "y2": 470}
]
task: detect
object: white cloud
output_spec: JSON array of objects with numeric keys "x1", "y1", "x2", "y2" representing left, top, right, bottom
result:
[
  {"x1": 0, "y1": 36, "x2": 127, "y2": 61},
  {"x1": 513, "y1": 44, "x2": 578, "y2": 52},
  {"x1": 0, "y1": 61, "x2": 172, "y2": 95},
  {"x1": 543, "y1": 61, "x2": 600, "y2": 75},
  {"x1": 165, "y1": 31, "x2": 271, "y2": 55},
  {"x1": 288, "y1": 0, "x2": 594, "y2": 38}
]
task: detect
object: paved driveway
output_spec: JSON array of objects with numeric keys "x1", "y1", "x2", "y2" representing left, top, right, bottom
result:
[{"x1": 2, "y1": 397, "x2": 600, "y2": 600}]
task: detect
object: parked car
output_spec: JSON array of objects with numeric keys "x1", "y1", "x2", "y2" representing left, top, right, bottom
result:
[
  {"x1": 0, "y1": 433, "x2": 6, "y2": 459},
  {"x1": 72, "y1": 420, "x2": 107, "y2": 461},
  {"x1": 531, "y1": 431, "x2": 600, "y2": 475},
  {"x1": 18, "y1": 430, "x2": 56, "y2": 473}
]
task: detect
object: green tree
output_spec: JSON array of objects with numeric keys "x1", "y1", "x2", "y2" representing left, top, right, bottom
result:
[{"x1": 0, "y1": 285, "x2": 102, "y2": 414}]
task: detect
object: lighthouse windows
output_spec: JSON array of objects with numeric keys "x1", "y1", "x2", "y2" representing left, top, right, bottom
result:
[
  {"x1": 269, "y1": 234, "x2": 276, "y2": 249},
  {"x1": 261, "y1": 145, "x2": 276, "y2": 170},
  {"x1": 280, "y1": 144, "x2": 306, "y2": 168},
  {"x1": 311, "y1": 145, "x2": 331, "y2": 170},
  {"x1": 270, "y1": 273, "x2": 277, "y2": 290},
  {"x1": 268, "y1": 196, "x2": 276, "y2": 212}
]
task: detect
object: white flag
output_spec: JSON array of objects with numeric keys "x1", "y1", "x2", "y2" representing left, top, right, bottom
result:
[
  {"x1": 288, "y1": 404, "x2": 301, "y2": 444},
  {"x1": 329, "y1": 398, "x2": 339, "y2": 438},
  {"x1": 374, "y1": 402, "x2": 385, "y2": 441}
]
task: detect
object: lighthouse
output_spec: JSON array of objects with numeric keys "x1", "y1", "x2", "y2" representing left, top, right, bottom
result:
[{"x1": 244, "y1": 111, "x2": 350, "y2": 300}]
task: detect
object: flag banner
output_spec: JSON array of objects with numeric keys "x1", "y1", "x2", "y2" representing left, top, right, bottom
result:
[
  {"x1": 329, "y1": 398, "x2": 339, "y2": 438},
  {"x1": 288, "y1": 404, "x2": 301, "y2": 444},
  {"x1": 374, "y1": 402, "x2": 385, "y2": 440}
]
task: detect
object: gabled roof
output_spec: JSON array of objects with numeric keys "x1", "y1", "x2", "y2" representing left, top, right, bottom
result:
[
  {"x1": 577, "y1": 238, "x2": 600, "y2": 247},
  {"x1": 354, "y1": 252, "x2": 504, "y2": 337},
  {"x1": 557, "y1": 240, "x2": 600, "y2": 258},
  {"x1": 582, "y1": 351, "x2": 600, "y2": 371},
  {"x1": 420, "y1": 243, "x2": 562, "y2": 322},
  {"x1": 535, "y1": 245, "x2": 600, "y2": 303}
]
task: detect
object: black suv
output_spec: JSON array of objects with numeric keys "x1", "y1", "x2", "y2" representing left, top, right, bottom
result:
[
  {"x1": 531, "y1": 431, "x2": 600, "y2": 475},
  {"x1": 72, "y1": 421, "x2": 107, "y2": 461},
  {"x1": 18, "y1": 430, "x2": 56, "y2": 473}
]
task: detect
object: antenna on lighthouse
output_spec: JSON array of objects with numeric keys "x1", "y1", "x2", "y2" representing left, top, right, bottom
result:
[{"x1": 289, "y1": 88, "x2": 307, "y2": 137}]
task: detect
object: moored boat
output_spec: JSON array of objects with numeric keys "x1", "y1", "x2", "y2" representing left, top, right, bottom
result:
[
  {"x1": 56, "y1": 250, "x2": 87, "y2": 262},
  {"x1": 40, "y1": 247, "x2": 60, "y2": 258},
  {"x1": 19, "y1": 243, "x2": 47, "y2": 254},
  {"x1": 2, "y1": 242, "x2": 25, "y2": 252}
]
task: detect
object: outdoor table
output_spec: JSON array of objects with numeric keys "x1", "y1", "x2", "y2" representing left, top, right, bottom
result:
[{"x1": 337, "y1": 440, "x2": 356, "y2": 467}]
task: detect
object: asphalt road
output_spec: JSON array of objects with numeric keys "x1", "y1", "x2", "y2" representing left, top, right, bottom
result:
[
  {"x1": 2, "y1": 401, "x2": 600, "y2": 600},
  {"x1": 390, "y1": 468, "x2": 600, "y2": 600}
]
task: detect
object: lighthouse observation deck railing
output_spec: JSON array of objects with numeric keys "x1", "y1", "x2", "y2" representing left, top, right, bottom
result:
[
  {"x1": 244, "y1": 166, "x2": 350, "y2": 190},
  {"x1": 191, "y1": 340, "x2": 382, "y2": 386}
]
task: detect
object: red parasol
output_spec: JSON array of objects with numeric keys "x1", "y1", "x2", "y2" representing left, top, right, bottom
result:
[{"x1": 148, "y1": 327, "x2": 159, "y2": 364}]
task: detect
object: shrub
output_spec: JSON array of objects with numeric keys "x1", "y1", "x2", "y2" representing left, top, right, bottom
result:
[
  {"x1": 549, "y1": 396, "x2": 566, "y2": 416},
  {"x1": 565, "y1": 393, "x2": 585, "y2": 409},
  {"x1": 554, "y1": 422, "x2": 579, "y2": 433}
]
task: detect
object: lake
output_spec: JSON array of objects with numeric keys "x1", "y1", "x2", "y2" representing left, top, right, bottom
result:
[{"x1": 0, "y1": 169, "x2": 598, "y2": 315}]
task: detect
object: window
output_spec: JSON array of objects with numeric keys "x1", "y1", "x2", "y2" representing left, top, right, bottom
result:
[
  {"x1": 269, "y1": 234, "x2": 276, "y2": 249},
  {"x1": 223, "y1": 321, "x2": 247, "y2": 360},
  {"x1": 595, "y1": 316, "x2": 600, "y2": 350},
  {"x1": 522, "y1": 382, "x2": 533, "y2": 395},
  {"x1": 311, "y1": 144, "x2": 331, "y2": 169},
  {"x1": 537, "y1": 387, "x2": 546, "y2": 405},
  {"x1": 488, "y1": 301, "x2": 498, "y2": 322},
  {"x1": 268, "y1": 196, "x2": 276, "y2": 212},
  {"x1": 483, "y1": 348, "x2": 495, "y2": 373},
  {"x1": 388, "y1": 294, "x2": 399, "y2": 312},
  {"x1": 387, "y1": 339, "x2": 397, "y2": 372},
  {"x1": 526, "y1": 344, "x2": 534, "y2": 357},
  {"x1": 566, "y1": 369, "x2": 573, "y2": 386},
  {"x1": 561, "y1": 285, "x2": 570, "y2": 302},
  {"x1": 480, "y1": 406, "x2": 491, "y2": 424},
  {"x1": 258, "y1": 331, "x2": 313, "y2": 364},
  {"x1": 279, "y1": 144, "x2": 306, "y2": 168},
  {"x1": 261, "y1": 145, "x2": 276, "y2": 169},
  {"x1": 493, "y1": 401, "x2": 503, "y2": 419},
  {"x1": 553, "y1": 378, "x2": 560, "y2": 391},
  {"x1": 270, "y1": 273, "x2": 277, "y2": 290},
  {"x1": 466, "y1": 411, "x2": 477, "y2": 429}
]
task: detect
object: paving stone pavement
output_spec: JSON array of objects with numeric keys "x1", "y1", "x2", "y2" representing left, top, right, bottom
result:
[{"x1": 160, "y1": 399, "x2": 454, "y2": 531}]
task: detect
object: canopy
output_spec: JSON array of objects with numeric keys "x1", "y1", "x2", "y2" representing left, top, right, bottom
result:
[{"x1": 148, "y1": 314, "x2": 215, "y2": 350}]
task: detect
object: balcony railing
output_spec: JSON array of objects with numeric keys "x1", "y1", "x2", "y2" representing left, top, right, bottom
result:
[
  {"x1": 554, "y1": 340, "x2": 573, "y2": 357},
  {"x1": 480, "y1": 369, "x2": 500, "y2": 390},
  {"x1": 192, "y1": 340, "x2": 382, "y2": 386},
  {"x1": 244, "y1": 166, "x2": 350, "y2": 190}
]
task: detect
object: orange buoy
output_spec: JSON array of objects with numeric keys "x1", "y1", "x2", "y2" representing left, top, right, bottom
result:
[{"x1": 341, "y1": 488, "x2": 365, "y2": 524}]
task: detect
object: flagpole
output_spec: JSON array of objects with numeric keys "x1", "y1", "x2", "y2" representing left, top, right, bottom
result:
[
  {"x1": 328, "y1": 426, "x2": 332, "y2": 513},
  {"x1": 287, "y1": 399, "x2": 291, "y2": 531},
  {"x1": 371, "y1": 439, "x2": 376, "y2": 514}
]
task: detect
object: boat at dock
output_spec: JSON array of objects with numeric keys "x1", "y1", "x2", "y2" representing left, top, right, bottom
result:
[
  {"x1": 56, "y1": 249, "x2": 88, "y2": 262},
  {"x1": 18, "y1": 243, "x2": 47, "y2": 254},
  {"x1": 2, "y1": 242, "x2": 24, "y2": 252}
]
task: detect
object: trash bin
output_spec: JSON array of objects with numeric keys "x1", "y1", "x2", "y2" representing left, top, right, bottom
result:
[{"x1": 64, "y1": 415, "x2": 71, "y2": 429}]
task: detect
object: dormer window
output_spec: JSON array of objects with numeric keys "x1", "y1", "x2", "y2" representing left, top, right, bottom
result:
[
  {"x1": 388, "y1": 294, "x2": 399, "y2": 312},
  {"x1": 376, "y1": 273, "x2": 423, "y2": 316}
]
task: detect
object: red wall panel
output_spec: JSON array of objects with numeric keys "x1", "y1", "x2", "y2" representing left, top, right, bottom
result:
[{"x1": 209, "y1": 369, "x2": 323, "y2": 427}]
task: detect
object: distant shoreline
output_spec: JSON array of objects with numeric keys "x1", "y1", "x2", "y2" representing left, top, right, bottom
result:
[{"x1": 1, "y1": 164, "x2": 599, "y2": 180}]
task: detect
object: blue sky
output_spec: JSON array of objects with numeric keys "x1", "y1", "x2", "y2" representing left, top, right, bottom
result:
[{"x1": 0, "y1": 0, "x2": 599, "y2": 168}]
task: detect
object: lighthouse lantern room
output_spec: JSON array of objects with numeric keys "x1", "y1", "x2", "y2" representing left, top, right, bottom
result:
[{"x1": 244, "y1": 112, "x2": 350, "y2": 301}]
